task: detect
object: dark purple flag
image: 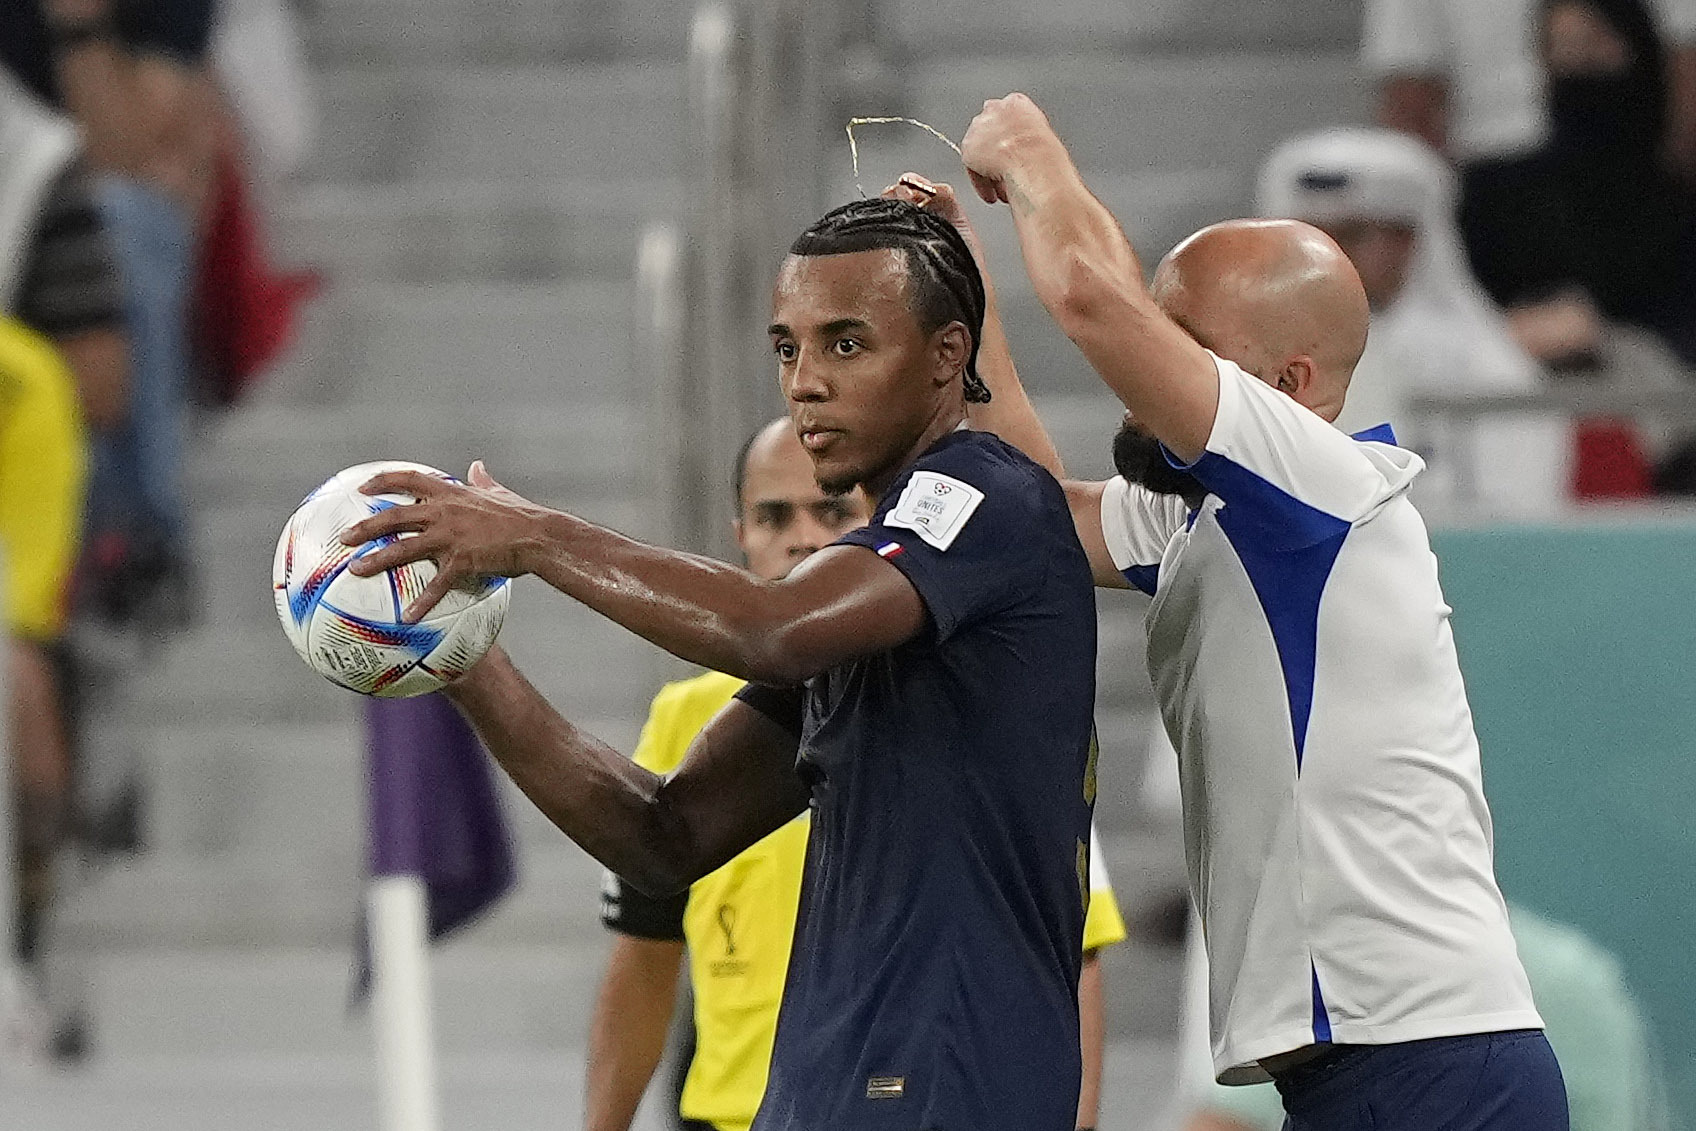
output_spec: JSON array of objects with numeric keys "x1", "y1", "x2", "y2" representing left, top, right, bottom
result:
[{"x1": 353, "y1": 693, "x2": 516, "y2": 998}]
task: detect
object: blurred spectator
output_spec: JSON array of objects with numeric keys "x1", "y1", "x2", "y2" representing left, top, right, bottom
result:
[
  {"x1": 1, "y1": 50, "x2": 136, "y2": 906},
  {"x1": 0, "y1": 72, "x2": 129, "y2": 434},
  {"x1": 1257, "y1": 127, "x2": 1571, "y2": 516},
  {"x1": 0, "y1": 317, "x2": 87, "y2": 1055},
  {"x1": 1177, "y1": 904, "x2": 1672, "y2": 1131},
  {"x1": 1533, "y1": 0, "x2": 1696, "y2": 363},
  {"x1": 1364, "y1": 0, "x2": 1696, "y2": 366},
  {"x1": 1, "y1": 0, "x2": 223, "y2": 628},
  {"x1": 211, "y1": 0, "x2": 315, "y2": 198}
]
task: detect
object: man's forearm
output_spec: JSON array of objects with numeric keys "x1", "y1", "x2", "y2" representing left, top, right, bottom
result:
[
  {"x1": 964, "y1": 233, "x2": 1067, "y2": 478},
  {"x1": 444, "y1": 649, "x2": 691, "y2": 894},
  {"x1": 999, "y1": 147, "x2": 1149, "y2": 333},
  {"x1": 1076, "y1": 952, "x2": 1106, "y2": 1129},
  {"x1": 519, "y1": 511, "x2": 810, "y2": 682},
  {"x1": 584, "y1": 936, "x2": 685, "y2": 1131}
]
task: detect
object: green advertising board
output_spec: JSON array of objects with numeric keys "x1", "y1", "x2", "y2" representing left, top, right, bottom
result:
[{"x1": 1434, "y1": 521, "x2": 1696, "y2": 1126}]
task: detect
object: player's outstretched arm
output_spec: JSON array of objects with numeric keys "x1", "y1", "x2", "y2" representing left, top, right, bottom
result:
[
  {"x1": 342, "y1": 463, "x2": 926, "y2": 684},
  {"x1": 883, "y1": 174, "x2": 1066, "y2": 480},
  {"x1": 445, "y1": 646, "x2": 810, "y2": 895},
  {"x1": 960, "y1": 94, "x2": 1220, "y2": 464}
]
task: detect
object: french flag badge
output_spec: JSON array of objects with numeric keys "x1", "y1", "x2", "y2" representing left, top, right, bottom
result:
[{"x1": 875, "y1": 541, "x2": 905, "y2": 559}]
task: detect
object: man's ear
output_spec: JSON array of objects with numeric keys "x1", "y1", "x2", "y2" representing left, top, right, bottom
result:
[
  {"x1": 934, "y1": 322, "x2": 971, "y2": 388},
  {"x1": 1276, "y1": 356, "x2": 1316, "y2": 398},
  {"x1": 732, "y1": 517, "x2": 747, "y2": 556}
]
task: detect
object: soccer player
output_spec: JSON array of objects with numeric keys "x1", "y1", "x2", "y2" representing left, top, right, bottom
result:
[
  {"x1": 923, "y1": 93, "x2": 1566, "y2": 1129},
  {"x1": 587, "y1": 418, "x2": 1128, "y2": 1131},
  {"x1": 341, "y1": 197, "x2": 1101, "y2": 1131}
]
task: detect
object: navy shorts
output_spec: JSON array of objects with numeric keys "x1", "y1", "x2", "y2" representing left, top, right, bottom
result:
[{"x1": 1273, "y1": 1030, "x2": 1569, "y2": 1131}]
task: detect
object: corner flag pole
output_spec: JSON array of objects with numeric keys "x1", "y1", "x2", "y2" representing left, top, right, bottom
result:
[
  {"x1": 361, "y1": 692, "x2": 516, "y2": 1131},
  {"x1": 368, "y1": 872, "x2": 440, "y2": 1131}
]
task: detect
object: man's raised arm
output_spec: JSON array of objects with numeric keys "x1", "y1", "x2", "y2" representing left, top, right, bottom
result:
[
  {"x1": 958, "y1": 94, "x2": 1220, "y2": 463},
  {"x1": 445, "y1": 646, "x2": 809, "y2": 896}
]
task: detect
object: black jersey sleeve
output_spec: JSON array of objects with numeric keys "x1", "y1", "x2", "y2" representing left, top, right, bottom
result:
[
  {"x1": 599, "y1": 868, "x2": 687, "y2": 941},
  {"x1": 836, "y1": 433, "x2": 1049, "y2": 643},
  {"x1": 733, "y1": 681, "x2": 805, "y2": 738}
]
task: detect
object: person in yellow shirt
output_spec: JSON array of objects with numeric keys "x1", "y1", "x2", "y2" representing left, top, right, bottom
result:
[
  {"x1": 584, "y1": 417, "x2": 1128, "y2": 1131},
  {"x1": 0, "y1": 316, "x2": 87, "y2": 984}
]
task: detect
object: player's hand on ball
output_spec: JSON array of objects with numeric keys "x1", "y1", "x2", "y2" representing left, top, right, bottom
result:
[
  {"x1": 960, "y1": 93, "x2": 1059, "y2": 204},
  {"x1": 341, "y1": 461, "x2": 545, "y2": 622}
]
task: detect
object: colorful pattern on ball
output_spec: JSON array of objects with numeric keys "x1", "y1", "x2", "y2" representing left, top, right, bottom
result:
[{"x1": 271, "y1": 460, "x2": 511, "y2": 698}]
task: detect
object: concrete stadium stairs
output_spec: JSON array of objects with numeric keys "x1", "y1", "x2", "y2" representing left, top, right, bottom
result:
[{"x1": 22, "y1": 2, "x2": 1368, "y2": 1126}]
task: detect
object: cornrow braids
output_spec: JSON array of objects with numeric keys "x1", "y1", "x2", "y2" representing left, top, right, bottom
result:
[{"x1": 789, "y1": 198, "x2": 992, "y2": 404}]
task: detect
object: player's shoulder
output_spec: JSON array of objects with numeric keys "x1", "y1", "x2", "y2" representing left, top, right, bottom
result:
[{"x1": 906, "y1": 429, "x2": 1061, "y2": 512}]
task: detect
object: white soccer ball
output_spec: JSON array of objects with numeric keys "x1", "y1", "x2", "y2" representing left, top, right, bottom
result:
[{"x1": 272, "y1": 460, "x2": 511, "y2": 697}]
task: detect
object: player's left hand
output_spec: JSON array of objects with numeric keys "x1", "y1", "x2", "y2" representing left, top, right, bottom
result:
[
  {"x1": 959, "y1": 92, "x2": 1061, "y2": 205},
  {"x1": 340, "y1": 461, "x2": 548, "y2": 622},
  {"x1": 883, "y1": 174, "x2": 988, "y2": 262}
]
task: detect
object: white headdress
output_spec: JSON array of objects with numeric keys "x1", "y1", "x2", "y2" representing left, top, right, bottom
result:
[{"x1": 1256, "y1": 128, "x2": 1565, "y2": 514}]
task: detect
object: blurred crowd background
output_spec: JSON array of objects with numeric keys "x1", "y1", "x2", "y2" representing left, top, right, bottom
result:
[{"x1": 0, "y1": 0, "x2": 1692, "y2": 1128}]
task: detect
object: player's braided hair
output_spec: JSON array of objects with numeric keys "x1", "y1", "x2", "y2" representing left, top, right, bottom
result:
[{"x1": 789, "y1": 198, "x2": 991, "y2": 404}]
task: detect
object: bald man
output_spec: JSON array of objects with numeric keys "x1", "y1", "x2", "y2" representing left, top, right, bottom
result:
[{"x1": 907, "y1": 95, "x2": 1569, "y2": 1131}]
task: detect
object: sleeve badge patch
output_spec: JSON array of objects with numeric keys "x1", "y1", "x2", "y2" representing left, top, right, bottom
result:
[{"x1": 884, "y1": 470, "x2": 985, "y2": 551}]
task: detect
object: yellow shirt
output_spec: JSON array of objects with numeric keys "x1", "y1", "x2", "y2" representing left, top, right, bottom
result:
[
  {"x1": 0, "y1": 318, "x2": 86, "y2": 640},
  {"x1": 629, "y1": 671, "x2": 1129, "y2": 1131}
]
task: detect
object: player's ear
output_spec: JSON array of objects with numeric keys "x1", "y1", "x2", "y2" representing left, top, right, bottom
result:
[
  {"x1": 733, "y1": 517, "x2": 748, "y2": 556},
  {"x1": 934, "y1": 322, "x2": 970, "y2": 389}
]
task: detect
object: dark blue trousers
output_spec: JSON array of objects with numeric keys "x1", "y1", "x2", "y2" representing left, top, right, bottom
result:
[{"x1": 1275, "y1": 1030, "x2": 1569, "y2": 1131}]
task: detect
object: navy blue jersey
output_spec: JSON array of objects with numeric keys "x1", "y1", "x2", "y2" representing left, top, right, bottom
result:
[{"x1": 741, "y1": 429, "x2": 1098, "y2": 1131}]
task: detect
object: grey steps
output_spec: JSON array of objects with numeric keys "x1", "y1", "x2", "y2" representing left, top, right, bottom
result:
[
  {"x1": 258, "y1": 279, "x2": 636, "y2": 408},
  {"x1": 59, "y1": 841, "x2": 615, "y2": 951},
  {"x1": 304, "y1": 0, "x2": 691, "y2": 67},
  {"x1": 62, "y1": 836, "x2": 1181, "y2": 1060},
  {"x1": 891, "y1": 0, "x2": 1362, "y2": 55},
  {"x1": 309, "y1": 63, "x2": 683, "y2": 185},
  {"x1": 76, "y1": 941, "x2": 614, "y2": 1060},
  {"x1": 1, "y1": 1049, "x2": 678, "y2": 1131},
  {"x1": 126, "y1": 601, "x2": 656, "y2": 725},
  {"x1": 188, "y1": 401, "x2": 645, "y2": 504},
  {"x1": 892, "y1": 51, "x2": 1371, "y2": 173},
  {"x1": 133, "y1": 715, "x2": 640, "y2": 861},
  {"x1": 278, "y1": 179, "x2": 683, "y2": 284},
  {"x1": 0, "y1": 1044, "x2": 1176, "y2": 1131}
]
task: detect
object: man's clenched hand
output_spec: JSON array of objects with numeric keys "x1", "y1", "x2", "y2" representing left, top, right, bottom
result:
[{"x1": 959, "y1": 93, "x2": 1064, "y2": 206}]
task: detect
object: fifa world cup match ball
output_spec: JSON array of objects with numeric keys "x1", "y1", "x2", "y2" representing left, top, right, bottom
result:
[{"x1": 272, "y1": 461, "x2": 511, "y2": 697}]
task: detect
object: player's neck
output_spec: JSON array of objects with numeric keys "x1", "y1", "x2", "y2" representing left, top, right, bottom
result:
[{"x1": 864, "y1": 406, "x2": 968, "y2": 499}]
